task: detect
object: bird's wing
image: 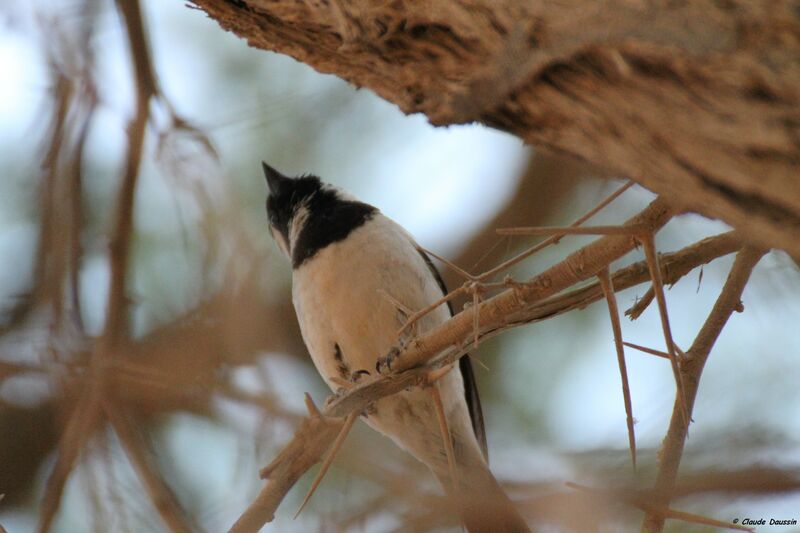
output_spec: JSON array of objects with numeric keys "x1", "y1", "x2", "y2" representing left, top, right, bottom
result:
[{"x1": 416, "y1": 248, "x2": 488, "y2": 461}]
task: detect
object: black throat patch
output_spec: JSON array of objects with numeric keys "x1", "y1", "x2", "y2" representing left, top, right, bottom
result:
[{"x1": 264, "y1": 166, "x2": 377, "y2": 268}]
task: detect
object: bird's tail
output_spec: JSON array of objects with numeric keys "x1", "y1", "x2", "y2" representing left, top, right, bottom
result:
[{"x1": 432, "y1": 438, "x2": 531, "y2": 533}]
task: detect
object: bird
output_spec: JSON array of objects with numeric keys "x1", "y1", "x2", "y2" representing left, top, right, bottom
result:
[{"x1": 262, "y1": 162, "x2": 530, "y2": 533}]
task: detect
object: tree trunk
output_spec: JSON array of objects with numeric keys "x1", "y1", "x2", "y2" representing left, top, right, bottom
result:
[{"x1": 190, "y1": 0, "x2": 800, "y2": 257}]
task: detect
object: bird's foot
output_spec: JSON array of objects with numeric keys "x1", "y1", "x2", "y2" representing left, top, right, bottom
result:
[
  {"x1": 350, "y1": 368, "x2": 371, "y2": 383},
  {"x1": 376, "y1": 343, "x2": 405, "y2": 374}
]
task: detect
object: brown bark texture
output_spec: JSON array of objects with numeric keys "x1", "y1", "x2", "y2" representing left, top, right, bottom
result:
[{"x1": 190, "y1": 0, "x2": 800, "y2": 257}]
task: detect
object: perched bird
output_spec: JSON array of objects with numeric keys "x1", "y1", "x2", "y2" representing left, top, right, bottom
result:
[{"x1": 263, "y1": 163, "x2": 529, "y2": 532}]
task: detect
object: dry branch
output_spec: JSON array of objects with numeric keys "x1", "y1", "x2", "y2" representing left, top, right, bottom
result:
[
  {"x1": 640, "y1": 246, "x2": 766, "y2": 533},
  {"x1": 623, "y1": 342, "x2": 671, "y2": 360},
  {"x1": 104, "y1": 401, "x2": 195, "y2": 533},
  {"x1": 476, "y1": 180, "x2": 634, "y2": 282},
  {"x1": 597, "y1": 268, "x2": 636, "y2": 469},
  {"x1": 102, "y1": 0, "x2": 158, "y2": 347},
  {"x1": 293, "y1": 410, "x2": 358, "y2": 518},
  {"x1": 567, "y1": 482, "x2": 754, "y2": 532},
  {"x1": 448, "y1": 151, "x2": 590, "y2": 284},
  {"x1": 226, "y1": 207, "x2": 754, "y2": 532},
  {"x1": 381, "y1": 197, "x2": 673, "y2": 374},
  {"x1": 230, "y1": 411, "x2": 346, "y2": 533},
  {"x1": 37, "y1": 389, "x2": 103, "y2": 533},
  {"x1": 190, "y1": 0, "x2": 800, "y2": 257},
  {"x1": 35, "y1": 2, "x2": 170, "y2": 529},
  {"x1": 507, "y1": 230, "x2": 742, "y2": 326},
  {"x1": 641, "y1": 234, "x2": 688, "y2": 426},
  {"x1": 227, "y1": 198, "x2": 681, "y2": 531}
]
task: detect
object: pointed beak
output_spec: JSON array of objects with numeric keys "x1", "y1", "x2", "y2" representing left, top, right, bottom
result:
[{"x1": 262, "y1": 161, "x2": 287, "y2": 195}]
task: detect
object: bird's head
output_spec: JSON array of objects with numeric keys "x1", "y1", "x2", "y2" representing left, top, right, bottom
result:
[
  {"x1": 263, "y1": 162, "x2": 323, "y2": 261},
  {"x1": 263, "y1": 162, "x2": 377, "y2": 268}
]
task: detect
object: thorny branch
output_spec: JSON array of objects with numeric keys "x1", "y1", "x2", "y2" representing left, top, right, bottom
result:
[
  {"x1": 231, "y1": 231, "x2": 752, "y2": 533},
  {"x1": 8, "y1": 2, "x2": 791, "y2": 530},
  {"x1": 385, "y1": 197, "x2": 674, "y2": 374},
  {"x1": 597, "y1": 268, "x2": 636, "y2": 469},
  {"x1": 226, "y1": 196, "x2": 764, "y2": 533},
  {"x1": 640, "y1": 246, "x2": 766, "y2": 533},
  {"x1": 398, "y1": 180, "x2": 634, "y2": 338}
]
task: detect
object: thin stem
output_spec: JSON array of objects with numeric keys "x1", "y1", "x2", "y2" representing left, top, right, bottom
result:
[
  {"x1": 105, "y1": 400, "x2": 194, "y2": 533},
  {"x1": 478, "y1": 180, "x2": 634, "y2": 281},
  {"x1": 641, "y1": 233, "x2": 689, "y2": 427},
  {"x1": 598, "y1": 267, "x2": 636, "y2": 469},
  {"x1": 430, "y1": 386, "x2": 460, "y2": 494},
  {"x1": 497, "y1": 223, "x2": 647, "y2": 236},
  {"x1": 640, "y1": 247, "x2": 766, "y2": 533},
  {"x1": 622, "y1": 341, "x2": 671, "y2": 360},
  {"x1": 294, "y1": 411, "x2": 358, "y2": 518}
]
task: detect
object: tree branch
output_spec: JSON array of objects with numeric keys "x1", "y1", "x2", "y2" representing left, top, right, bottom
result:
[
  {"x1": 229, "y1": 411, "x2": 345, "y2": 533},
  {"x1": 510, "y1": 230, "x2": 742, "y2": 326},
  {"x1": 189, "y1": 0, "x2": 800, "y2": 258},
  {"x1": 382, "y1": 197, "x2": 674, "y2": 374},
  {"x1": 227, "y1": 198, "x2": 683, "y2": 531},
  {"x1": 104, "y1": 400, "x2": 195, "y2": 533},
  {"x1": 102, "y1": 0, "x2": 157, "y2": 346},
  {"x1": 640, "y1": 246, "x2": 767, "y2": 533}
]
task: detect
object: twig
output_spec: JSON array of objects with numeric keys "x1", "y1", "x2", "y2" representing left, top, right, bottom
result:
[
  {"x1": 430, "y1": 386, "x2": 459, "y2": 494},
  {"x1": 398, "y1": 181, "x2": 634, "y2": 336},
  {"x1": 33, "y1": 71, "x2": 71, "y2": 312},
  {"x1": 103, "y1": 0, "x2": 157, "y2": 346},
  {"x1": 497, "y1": 224, "x2": 647, "y2": 236},
  {"x1": 640, "y1": 246, "x2": 766, "y2": 533},
  {"x1": 567, "y1": 482, "x2": 754, "y2": 532},
  {"x1": 639, "y1": 504, "x2": 753, "y2": 532},
  {"x1": 598, "y1": 268, "x2": 636, "y2": 469},
  {"x1": 304, "y1": 392, "x2": 322, "y2": 418},
  {"x1": 640, "y1": 233, "x2": 689, "y2": 427},
  {"x1": 479, "y1": 180, "x2": 634, "y2": 281},
  {"x1": 37, "y1": 387, "x2": 102, "y2": 533},
  {"x1": 386, "y1": 197, "x2": 674, "y2": 374},
  {"x1": 104, "y1": 400, "x2": 194, "y2": 533},
  {"x1": 230, "y1": 413, "x2": 346, "y2": 533},
  {"x1": 422, "y1": 247, "x2": 476, "y2": 281},
  {"x1": 293, "y1": 411, "x2": 358, "y2": 518},
  {"x1": 65, "y1": 90, "x2": 95, "y2": 333},
  {"x1": 397, "y1": 286, "x2": 467, "y2": 337},
  {"x1": 622, "y1": 341, "x2": 670, "y2": 360},
  {"x1": 228, "y1": 198, "x2": 674, "y2": 532},
  {"x1": 626, "y1": 230, "x2": 743, "y2": 319},
  {"x1": 469, "y1": 283, "x2": 481, "y2": 348},
  {"x1": 505, "y1": 231, "x2": 741, "y2": 327}
]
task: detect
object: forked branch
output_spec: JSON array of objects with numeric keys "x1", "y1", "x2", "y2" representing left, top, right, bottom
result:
[
  {"x1": 640, "y1": 246, "x2": 766, "y2": 533},
  {"x1": 228, "y1": 198, "x2": 680, "y2": 532}
]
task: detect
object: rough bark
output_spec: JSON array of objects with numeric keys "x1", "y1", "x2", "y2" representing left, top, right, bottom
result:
[{"x1": 189, "y1": 0, "x2": 800, "y2": 257}]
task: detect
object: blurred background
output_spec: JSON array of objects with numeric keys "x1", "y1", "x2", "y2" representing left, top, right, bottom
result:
[{"x1": 1, "y1": 1, "x2": 799, "y2": 531}]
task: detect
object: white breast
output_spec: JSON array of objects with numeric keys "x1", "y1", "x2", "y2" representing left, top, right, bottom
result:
[
  {"x1": 290, "y1": 213, "x2": 481, "y2": 474},
  {"x1": 291, "y1": 214, "x2": 448, "y2": 381}
]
